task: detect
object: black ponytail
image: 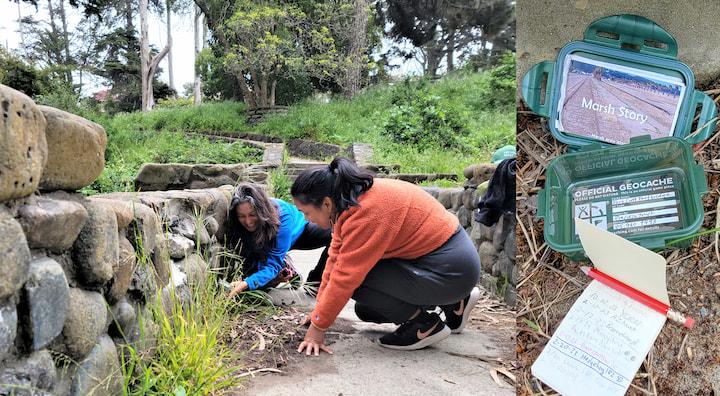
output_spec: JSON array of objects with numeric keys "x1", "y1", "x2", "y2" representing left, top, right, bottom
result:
[{"x1": 291, "y1": 157, "x2": 373, "y2": 218}]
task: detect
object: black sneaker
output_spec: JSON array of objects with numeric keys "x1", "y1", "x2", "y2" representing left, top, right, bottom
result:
[
  {"x1": 441, "y1": 287, "x2": 481, "y2": 334},
  {"x1": 377, "y1": 311, "x2": 451, "y2": 350}
]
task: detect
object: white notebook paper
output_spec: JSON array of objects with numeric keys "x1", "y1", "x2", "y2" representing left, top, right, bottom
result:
[{"x1": 531, "y1": 280, "x2": 666, "y2": 396}]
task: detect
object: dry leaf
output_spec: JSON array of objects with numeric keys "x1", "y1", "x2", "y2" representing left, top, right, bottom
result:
[
  {"x1": 230, "y1": 329, "x2": 238, "y2": 339},
  {"x1": 489, "y1": 369, "x2": 505, "y2": 388},
  {"x1": 492, "y1": 366, "x2": 517, "y2": 384},
  {"x1": 256, "y1": 332, "x2": 266, "y2": 351}
]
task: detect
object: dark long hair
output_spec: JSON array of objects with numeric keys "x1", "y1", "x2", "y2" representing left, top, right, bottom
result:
[
  {"x1": 291, "y1": 157, "x2": 373, "y2": 219},
  {"x1": 227, "y1": 183, "x2": 280, "y2": 252}
]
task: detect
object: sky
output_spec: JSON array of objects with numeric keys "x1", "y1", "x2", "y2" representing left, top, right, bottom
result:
[{"x1": 0, "y1": 2, "x2": 435, "y2": 97}]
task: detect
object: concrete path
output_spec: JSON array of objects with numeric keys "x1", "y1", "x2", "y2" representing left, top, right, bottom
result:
[{"x1": 240, "y1": 249, "x2": 516, "y2": 396}]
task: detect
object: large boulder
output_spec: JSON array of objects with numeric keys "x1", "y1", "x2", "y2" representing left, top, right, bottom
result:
[
  {"x1": 17, "y1": 196, "x2": 88, "y2": 252},
  {"x1": 0, "y1": 350, "x2": 56, "y2": 395},
  {"x1": 70, "y1": 335, "x2": 122, "y2": 396},
  {"x1": 22, "y1": 257, "x2": 70, "y2": 351},
  {"x1": 105, "y1": 235, "x2": 135, "y2": 305},
  {"x1": 134, "y1": 163, "x2": 193, "y2": 191},
  {"x1": 108, "y1": 298, "x2": 136, "y2": 339},
  {"x1": 478, "y1": 241, "x2": 497, "y2": 274},
  {"x1": 0, "y1": 302, "x2": 17, "y2": 362},
  {"x1": 72, "y1": 201, "x2": 118, "y2": 286},
  {"x1": 0, "y1": 84, "x2": 47, "y2": 201},
  {"x1": 0, "y1": 210, "x2": 30, "y2": 300},
  {"x1": 58, "y1": 288, "x2": 109, "y2": 360},
  {"x1": 127, "y1": 202, "x2": 160, "y2": 254},
  {"x1": 87, "y1": 198, "x2": 134, "y2": 230},
  {"x1": 38, "y1": 105, "x2": 106, "y2": 191},
  {"x1": 463, "y1": 163, "x2": 496, "y2": 187}
]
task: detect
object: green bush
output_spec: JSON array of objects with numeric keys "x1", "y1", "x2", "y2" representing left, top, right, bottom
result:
[{"x1": 384, "y1": 78, "x2": 469, "y2": 150}]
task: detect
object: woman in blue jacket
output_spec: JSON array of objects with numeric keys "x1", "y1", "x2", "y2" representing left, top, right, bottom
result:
[{"x1": 225, "y1": 183, "x2": 330, "y2": 296}]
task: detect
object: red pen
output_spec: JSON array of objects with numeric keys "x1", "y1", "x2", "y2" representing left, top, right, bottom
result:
[{"x1": 580, "y1": 266, "x2": 694, "y2": 329}]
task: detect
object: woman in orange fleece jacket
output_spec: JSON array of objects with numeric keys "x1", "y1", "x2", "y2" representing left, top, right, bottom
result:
[{"x1": 291, "y1": 158, "x2": 481, "y2": 355}]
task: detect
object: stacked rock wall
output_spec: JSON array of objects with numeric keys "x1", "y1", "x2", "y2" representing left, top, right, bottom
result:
[
  {"x1": 0, "y1": 84, "x2": 235, "y2": 395},
  {"x1": 421, "y1": 163, "x2": 517, "y2": 307}
]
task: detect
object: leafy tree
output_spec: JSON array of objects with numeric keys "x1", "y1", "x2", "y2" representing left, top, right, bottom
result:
[{"x1": 378, "y1": 0, "x2": 514, "y2": 77}]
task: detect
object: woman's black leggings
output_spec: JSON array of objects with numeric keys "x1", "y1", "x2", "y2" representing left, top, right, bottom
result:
[{"x1": 352, "y1": 225, "x2": 481, "y2": 324}]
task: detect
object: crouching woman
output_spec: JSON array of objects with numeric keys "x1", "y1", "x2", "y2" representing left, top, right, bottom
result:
[{"x1": 292, "y1": 158, "x2": 481, "y2": 355}]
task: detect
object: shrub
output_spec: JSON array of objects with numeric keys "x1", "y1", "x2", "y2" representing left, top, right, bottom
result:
[{"x1": 383, "y1": 78, "x2": 469, "y2": 150}]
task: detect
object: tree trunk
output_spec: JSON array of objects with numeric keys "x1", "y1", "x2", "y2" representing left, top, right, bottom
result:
[
  {"x1": 237, "y1": 72, "x2": 257, "y2": 110},
  {"x1": 425, "y1": 42, "x2": 443, "y2": 79},
  {"x1": 343, "y1": 0, "x2": 368, "y2": 99},
  {"x1": 446, "y1": 28, "x2": 455, "y2": 73},
  {"x1": 193, "y1": 5, "x2": 202, "y2": 105},
  {"x1": 125, "y1": 1, "x2": 134, "y2": 32},
  {"x1": 270, "y1": 79, "x2": 276, "y2": 108},
  {"x1": 46, "y1": 0, "x2": 65, "y2": 76},
  {"x1": 58, "y1": 0, "x2": 72, "y2": 85},
  {"x1": 140, "y1": 0, "x2": 170, "y2": 111},
  {"x1": 166, "y1": 0, "x2": 175, "y2": 94}
]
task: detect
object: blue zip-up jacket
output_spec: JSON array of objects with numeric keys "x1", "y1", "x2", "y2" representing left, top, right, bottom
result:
[{"x1": 244, "y1": 199, "x2": 307, "y2": 290}]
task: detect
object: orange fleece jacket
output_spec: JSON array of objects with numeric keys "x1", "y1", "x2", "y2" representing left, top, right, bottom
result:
[{"x1": 310, "y1": 178, "x2": 459, "y2": 330}]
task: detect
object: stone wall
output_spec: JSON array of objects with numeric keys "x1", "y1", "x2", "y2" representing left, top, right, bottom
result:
[
  {"x1": 0, "y1": 84, "x2": 234, "y2": 395},
  {"x1": 421, "y1": 163, "x2": 517, "y2": 307}
]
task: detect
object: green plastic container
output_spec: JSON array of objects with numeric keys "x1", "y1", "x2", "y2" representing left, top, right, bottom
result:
[
  {"x1": 521, "y1": 14, "x2": 717, "y2": 149},
  {"x1": 537, "y1": 136, "x2": 707, "y2": 260}
]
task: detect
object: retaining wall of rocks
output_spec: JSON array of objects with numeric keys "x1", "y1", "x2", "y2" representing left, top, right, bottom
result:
[
  {"x1": 421, "y1": 163, "x2": 517, "y2": 307},
  {"x1": 0, "y1": 84, "x2": 234, "y2": 395}
]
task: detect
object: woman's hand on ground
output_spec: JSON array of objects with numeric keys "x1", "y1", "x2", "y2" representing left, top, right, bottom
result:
[
  {"x1": 297, "y1": 324, "x2": 332, "y2": 356},
  {"x1": 228, "y1": 281, "x2": 248, "y2": 298}
]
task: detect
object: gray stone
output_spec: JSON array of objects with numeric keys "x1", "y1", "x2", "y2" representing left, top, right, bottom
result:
[
  {"x1": 511, "y1": 264, "x2": 519, "y2": 286},
  {"x1": 153, "y1": 233, "x2": 171, "y2": 287},
  {"x1": 177, "y1": 253, "x2": 208, "y2": 286},
  {"x1": 60, "y1": 288, "x2": 108, "y2": 360},
  {"x1": 504, "y1": 285, "x2": 516, "y2": 308},
  {"x1": 172, "y1": 217, "x2": 211, "y2": 246},
  {"x1": 127, "y1": 202, "x2": 160, "y2": 254},
  {"x1": 105, "y1": 236, "x2": 136, "y2": 305},
  {"x1": 73, "y1": 201, "x2": 118, "y2": 286},
  {"x1": 463, "y1": 163, "x2": 495, "y2": 186},
  {"x1": 134, "y1": 163, "x2": 193, "y2": 191},
  {"x1": 207, "y1": 244, "x2": 224, "y2": 271},
  {"x1": 0, "y1": 84, "x2": 48, "y2": 201},
  {"x1": 437, "y1": 189, "x2": 453, "y2": 209},
  {"x1": 470, "y1": 219, "x2": 494, "y2": 246},
  {"x1": 116, "y1": 307, "x2": 158, "y2": 366},
  {"x1": 478, "y1": 241, "x2": 497, "y2": 274},
  {"x1": 450, "y1": 188, "x2": 464, "y2": 211},
  {"x1": 478, "y1": 273, "x2": 499, "y2": 296},
  {"x1": 504, "y1": 230, "x2": 517, "y2": 260},
  {"x1": 457, "y1": 207, "x2": 471, "y2": 229},
  {"x1": 187, "y1": 163, "x2": 248, "y2": 189},
  {"x1": 129, "y1": 260, "x2": 158, "y2": 302},
  {"x1": 38, "y1": 106, "x2": 107, "y2": 191},
  {"x1": 517, "y1": 1, "x2": 720, "y2": 87},
  {"x1": 461, "y1": 186, "x2": 477, "y2": 210},
  {"x1": 0, "y1": 211, "x2": 31, "y2": 299},
  {"x1": 421, "y1": 187, "x2": 440, "y2": 199},
  {"x1": 87, "y1": 198, "x2": 134, "y2": 230},
  {"x1": 205, "y1": 216, "x2": 219, "y2": 237},
  {"x1": 109, "y1": 298, "x2": 135, "y2": 339},
  {"x1": 167, "y1": 233, "x2": 195, "y2": 259},
  {"x1": 18, "y1": 196, "x2": 88, "y2": 252},
  {"x1": 0, "y1": 350, "x2": 56, "y2": 395},
  {"x1": 0, "y1": 302, "x2": 18, "y2": 361},
  {"x1": 493, "y1": 214, "x2": 514, "y2": 252},
  {"x1": 70, "y1": 335, "x2": 122, "y2": 396},
  {"x1": 496, "y1": 253, "x2": 515, "y2": 281},
  {"x1": 23, "y1": 257, "x2": 70, "y2": 351}
]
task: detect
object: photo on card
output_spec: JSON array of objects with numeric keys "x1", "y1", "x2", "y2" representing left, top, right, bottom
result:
[{"x1": 556, "y1": 55, "x2": 686, "y2": 144}]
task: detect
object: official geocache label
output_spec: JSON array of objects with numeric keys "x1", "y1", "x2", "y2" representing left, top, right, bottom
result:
[{"x1": 571, "y1": 172, "x2": 682, "y2": 238}]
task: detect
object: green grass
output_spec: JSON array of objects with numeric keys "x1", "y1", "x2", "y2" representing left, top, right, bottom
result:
[
  {"x1": 252, "y1": 70, "x2": 515, "y2": 175},
  {"x1": 88, "y1": 64, "x2": 514, "y2": 193},
  {"x1": 84, "y1": 106, "x2": 263, "y2": 194}
]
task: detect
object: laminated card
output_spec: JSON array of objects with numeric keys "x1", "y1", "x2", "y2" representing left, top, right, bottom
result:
[{"x1": 531, "y1": 219, "x2": 668, "y2": 395}]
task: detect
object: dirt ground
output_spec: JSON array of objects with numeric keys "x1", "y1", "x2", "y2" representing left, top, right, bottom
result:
[
  {"x1": 218, "y1": 287, "x2": 518, "y2": 393},
  {"x1": 516, "y1": 90, "x2": 720, "y2": 395}
]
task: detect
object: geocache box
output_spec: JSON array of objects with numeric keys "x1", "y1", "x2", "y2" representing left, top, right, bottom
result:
[{"x1": 520, "y1": 14, "x2": 716, "y2": 259}]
